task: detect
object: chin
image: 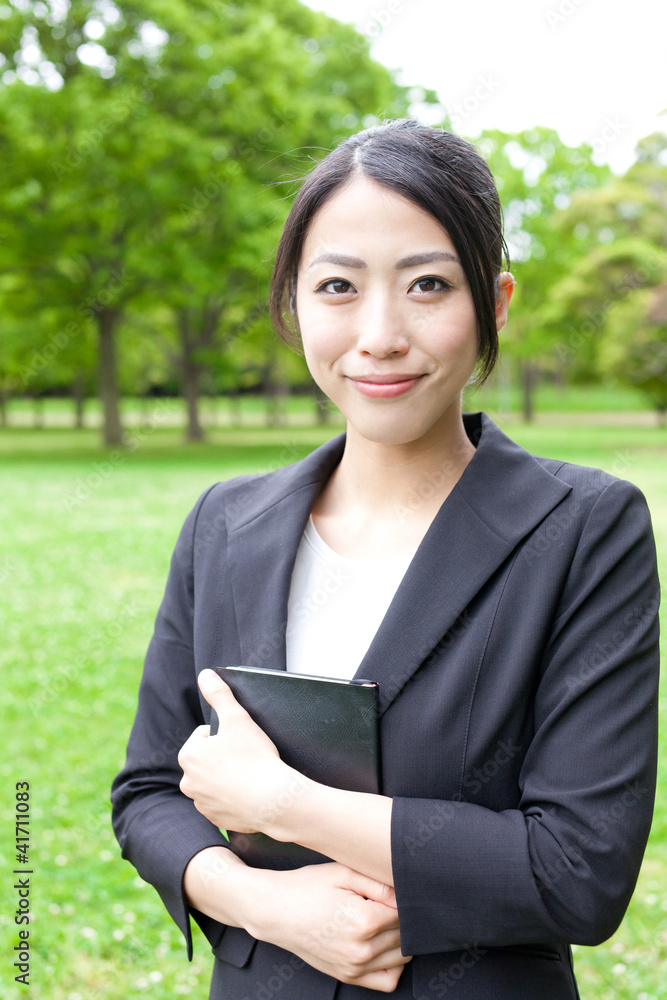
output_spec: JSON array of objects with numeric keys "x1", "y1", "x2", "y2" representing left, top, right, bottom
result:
[{"x1": 347, "y1": 417, "x2": 436, "y2": 447}]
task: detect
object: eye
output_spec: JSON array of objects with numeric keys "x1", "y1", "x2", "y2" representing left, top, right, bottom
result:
[
  {"x1": 315, "y1": 278, "x2": 355, "y2": 295},
  {"x1": 410, "y1": 276, "x2": 451, "y2": 294}
]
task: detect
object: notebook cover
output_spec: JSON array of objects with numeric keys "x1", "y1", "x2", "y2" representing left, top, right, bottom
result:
[{"x1": 209, "y1": 665, "x2": 380, "y2": 870}]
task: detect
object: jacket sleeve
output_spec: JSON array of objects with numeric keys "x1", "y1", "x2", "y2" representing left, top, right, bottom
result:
[
  {"x1": 391, "y1": 478, "x2": 660, "y2": 955},
  {"x1": 111, "y1": 485, "x2": 229, "y2": 960}
]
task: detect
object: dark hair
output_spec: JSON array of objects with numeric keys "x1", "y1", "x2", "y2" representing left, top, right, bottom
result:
[{"x1": 269, "y1": 118, "x2": 509, "y2": 383}]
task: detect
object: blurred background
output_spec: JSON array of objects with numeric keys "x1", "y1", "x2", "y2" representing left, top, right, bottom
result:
[{"x1": 0, "y1": 1, "x2": 664, "y2": 997}]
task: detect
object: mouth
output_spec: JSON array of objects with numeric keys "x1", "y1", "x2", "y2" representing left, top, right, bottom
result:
[{"x1": 346, "y1": 374, "x2": 426, "y2": 399}]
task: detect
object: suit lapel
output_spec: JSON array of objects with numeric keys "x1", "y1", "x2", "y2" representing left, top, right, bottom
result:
[
  {"x1": 354, "y1": 414, "x2": 572, "y2": 714},
  {"x1": 225, "y1": 435, "x2": 346, "y2": 671},
  {"x1": 224, "y1": 414, "x2": 572, "y2": 715}
]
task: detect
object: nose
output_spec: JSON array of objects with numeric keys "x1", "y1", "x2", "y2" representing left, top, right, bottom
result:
[{"x1": 354, "y1": 289, "x2": 409, "y2": 359}]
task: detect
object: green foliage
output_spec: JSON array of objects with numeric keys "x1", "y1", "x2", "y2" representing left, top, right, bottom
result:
[
  {"x1": 544, "y1": 136, "x2": 667, "y2": 405},
  {"x1": 600, "y1": 286, "x2": 667, "y2": 417},
  {"x1": 1, "y1": 2, "x2": 665, "y2": 428},
  {"x1": 470, "y1": 127, "x2": 612, "y2": 360},
  {"x1": 0, "y1": 0, "x2": 411, "y2": 439}
]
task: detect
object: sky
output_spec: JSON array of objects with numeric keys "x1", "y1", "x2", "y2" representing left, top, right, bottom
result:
[{"x1": 303, "y1": 0, "x2": 667, "y2": 173}]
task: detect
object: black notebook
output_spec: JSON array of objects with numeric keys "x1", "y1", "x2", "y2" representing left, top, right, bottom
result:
[{"x1": 209, "y1": 665, "x2": 380, "y2": 870}]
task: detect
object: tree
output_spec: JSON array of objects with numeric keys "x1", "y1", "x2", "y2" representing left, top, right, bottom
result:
[
  {"x1": 601, "y1": 284, "x2": 667, "y2": 423},
  {"x1": 471, "y1": 127, "x2": 611, "y2": 419},
  {"x1": 0, "y1": 0, "x2": 412, "y2": 443},
  {"x1": 542, "y1": 130, "x2": 667, "y2": 413}
]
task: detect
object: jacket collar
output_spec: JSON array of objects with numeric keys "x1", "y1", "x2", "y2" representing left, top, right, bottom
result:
[{"x1": 225, "y1": 413, "x2": 571, "y2": 714}]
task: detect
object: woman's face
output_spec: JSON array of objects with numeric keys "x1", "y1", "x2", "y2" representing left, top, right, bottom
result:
[{"x1": 295, "y1": 174, "x2": 498, "y2": 448}]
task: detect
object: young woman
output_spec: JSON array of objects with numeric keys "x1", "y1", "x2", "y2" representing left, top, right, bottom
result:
[{"x1": 112, "y1": 120, "x2": 660, "y2": 1000}]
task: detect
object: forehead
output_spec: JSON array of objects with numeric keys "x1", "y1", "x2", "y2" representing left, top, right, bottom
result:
[{"x1": 299, "y1": 175, "x2": 455, "y2": 264}]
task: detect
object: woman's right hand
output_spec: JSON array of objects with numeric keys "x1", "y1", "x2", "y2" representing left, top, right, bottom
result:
[{"x1": 245, "y1": 861, "x2": 412, "y2": 993}]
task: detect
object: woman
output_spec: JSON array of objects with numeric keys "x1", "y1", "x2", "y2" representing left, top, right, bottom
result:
[{"x1": 112, "y1": 120, "x2": 660, "y2": 1000}]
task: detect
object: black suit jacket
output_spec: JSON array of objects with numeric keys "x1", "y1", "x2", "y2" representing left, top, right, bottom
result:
[{"x1": 111, "y1": 413, "x2": 660, "y2": 1000}]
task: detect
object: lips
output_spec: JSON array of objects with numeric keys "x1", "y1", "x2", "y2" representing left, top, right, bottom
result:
[
  {"x1": 348, "y1": 374, "x2": 424, "y2": 384},
  {"x1": 347, "y1": 373, "x2": 425, "y2": 399}
]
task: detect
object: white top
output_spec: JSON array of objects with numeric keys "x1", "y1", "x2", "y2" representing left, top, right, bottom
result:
[{"x1": 286, "y1": 517, "x2": 417, "y2": 680}]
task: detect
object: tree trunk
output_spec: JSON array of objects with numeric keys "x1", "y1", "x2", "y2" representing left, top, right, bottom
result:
[
  {"x1": 72, "y1": 373, "x2": 86, "y2": 429},
  {"x1": 0, "y1": 387, "x2": 8, "y2": 427},
  {"x1": 265, "y1": 371, "x2": 289, "y2": 427},
  {"x1": 178, "y1": 302, "x2": 223, "y2": 442},
  {"x1": 178, "y1": 308, "x2": 204, "y2": 442},
  {"x1": 183, "y1": 359, "x2": 205, "y2": 441},
  {"x1": 312, "y1": 382, "x2": 331, "y2": 424},
  {"x1": 521, "y1": 362, "x2": 538, "y2": 424},
  {"x1": 33, "y1": 396, "x2": 44, "y2": 429},
  {"x1": 228, "y1": 389, "x2": 242, "y2": 425},
  {"x1": 495, "y1": 363, "x2": 512, "y2": 420},
  {"x1": 98, "y1": 309, "x2": 124, "y2": 446}
]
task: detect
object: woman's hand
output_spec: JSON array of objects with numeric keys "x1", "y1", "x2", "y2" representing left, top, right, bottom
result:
[
  {"x1": 178, "y1": 669, "x2": 299, "y2": 834},
  {"x1": 247, "y1": 861, "x2": 411, "y2": 993}
]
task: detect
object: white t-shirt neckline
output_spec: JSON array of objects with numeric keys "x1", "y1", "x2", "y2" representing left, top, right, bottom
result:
[
  {"x1": 304, "y1": 515, "x2": 417, "y2": 566},
  {"x1": 286, "y1": 517, "x2": 417, "y2": 680}
]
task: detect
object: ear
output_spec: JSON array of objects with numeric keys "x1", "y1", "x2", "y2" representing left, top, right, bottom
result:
[{"x1": 495, "y1": 272, "x2": 515, "y2": 333}]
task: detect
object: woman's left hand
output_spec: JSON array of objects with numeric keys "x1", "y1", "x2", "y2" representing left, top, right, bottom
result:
[{"x1": 178, "y1": 669, "x2": 300, "y2": 835}]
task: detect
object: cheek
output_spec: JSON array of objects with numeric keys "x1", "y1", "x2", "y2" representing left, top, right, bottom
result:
[
  {"x1": 300, "y1": 315, "x2": 349, "y2": 370},
  {"x1": 425, "y1": 305, "x2": 479, "y2": 365}
]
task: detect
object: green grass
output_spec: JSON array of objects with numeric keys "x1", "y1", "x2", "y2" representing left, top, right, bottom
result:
[
  {"x1": 1, "y1": 409, "x2": 665, "y2": 999},
  {"x1": 464, "y1": 379, "x2": 655, "y2": 416}
]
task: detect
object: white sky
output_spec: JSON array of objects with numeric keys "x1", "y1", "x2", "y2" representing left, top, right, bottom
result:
[{"x1": 303, "y1": 0, "x2": 667, "y2": 173}]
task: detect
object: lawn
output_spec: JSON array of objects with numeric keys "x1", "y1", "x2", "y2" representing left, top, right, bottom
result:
[{"x1": 1, "y1": 405, "x2": 665, "y2": 1000}]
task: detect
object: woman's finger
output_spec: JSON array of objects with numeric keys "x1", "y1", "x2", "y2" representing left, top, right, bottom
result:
[{"x1": 335, "y1": 866, "x2": 398, "y2": 910}]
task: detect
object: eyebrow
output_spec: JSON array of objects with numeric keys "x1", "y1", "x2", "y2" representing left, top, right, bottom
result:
[{"x1": 306, "y1": 250, "x2": 461, "y2": 270}]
